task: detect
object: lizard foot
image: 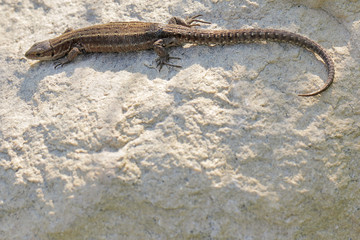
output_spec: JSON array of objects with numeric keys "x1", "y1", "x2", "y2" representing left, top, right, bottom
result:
[
  {"x1": 156, "y1": 56, "x2": 182, "y2": 71},
  {"x1": 54, "y1": 60, "x2": 66, "y2": 69},
  {"x1": 168, "y1": 15, "x2": 211, "y2": 28},
  {"x1": 185, "y1": 14, "x2": 211, "y2": 27}
]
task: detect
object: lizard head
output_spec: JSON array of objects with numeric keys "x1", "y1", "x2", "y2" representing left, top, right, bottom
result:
[{"x1": 25, "y1": 40, "x2": 55, "y2": 60}]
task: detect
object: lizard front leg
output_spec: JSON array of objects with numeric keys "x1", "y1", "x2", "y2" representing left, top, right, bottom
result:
[
  {"x1": 167, "y1": 14, "x2": 211, "y2": 28},
  {"x1": 54, "y1": 43, "x2": 85, "y2": 68}
]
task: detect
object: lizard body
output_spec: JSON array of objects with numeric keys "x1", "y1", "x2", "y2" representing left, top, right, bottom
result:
[{"x1": 25, "y1": 15, "x2": 335, "y2": 96}]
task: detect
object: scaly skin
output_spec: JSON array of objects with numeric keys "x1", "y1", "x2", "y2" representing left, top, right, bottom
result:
[{"x1": 25, "y1": 15, "x2": 334, "y2": 97}]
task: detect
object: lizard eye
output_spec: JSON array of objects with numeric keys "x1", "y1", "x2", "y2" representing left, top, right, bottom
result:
[
  {"x1": 51, "y1": 52, "x2": 55, "y2": 57},
  {"x1": 36, "y1": 53, "x2": 41, "y2": 57}
]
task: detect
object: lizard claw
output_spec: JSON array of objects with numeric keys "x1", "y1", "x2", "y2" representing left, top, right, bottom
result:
[
  {"x1": 54, "y1": 58, "x2": 72, "y2": 69},
  {"x1": 54, "y1": 61, "x2": 64, "y2": 69},
  {"x1": 185, "y1": 14, "x2": 211, "y2": 27},
  {"x1": 156, "y1": 56, "x2": 182, "y2": 71}
]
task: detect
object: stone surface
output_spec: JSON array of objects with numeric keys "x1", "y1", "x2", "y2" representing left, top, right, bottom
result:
[{"x1": 0, "y1": 0, "x2": 359, "y2": 239}]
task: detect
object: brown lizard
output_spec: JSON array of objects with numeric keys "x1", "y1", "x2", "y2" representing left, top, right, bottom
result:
[{"x1": 25, "y1": 15, "x2": 334, "y2": 96}]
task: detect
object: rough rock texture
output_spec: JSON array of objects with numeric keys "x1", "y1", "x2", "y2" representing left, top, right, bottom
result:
[{"x1": 1, "y1": 0, "x2": 359, "y2": 239}]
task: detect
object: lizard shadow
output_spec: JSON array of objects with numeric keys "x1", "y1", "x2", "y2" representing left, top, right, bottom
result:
[{"x1": 18, "y1": 44, "x2": 236, "y2": 102}]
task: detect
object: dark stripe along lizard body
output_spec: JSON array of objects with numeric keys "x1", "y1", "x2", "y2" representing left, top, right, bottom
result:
[{"x1": 25, "y1": 16, "x2": 335, "y2": 96}]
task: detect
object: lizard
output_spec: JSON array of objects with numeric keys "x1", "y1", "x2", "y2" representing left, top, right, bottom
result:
[{"x1": 25, "y1": 15, "x2": 335, "y2": 97}]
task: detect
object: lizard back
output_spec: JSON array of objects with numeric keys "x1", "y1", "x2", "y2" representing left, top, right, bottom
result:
[{"x1": 50, "y1": 22, "x2": 163, "y2": 54}]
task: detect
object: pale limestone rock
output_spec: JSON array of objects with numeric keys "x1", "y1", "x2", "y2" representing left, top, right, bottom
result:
[{"x1": 0, "y1": 0, "x2": 359, "y2": 239}]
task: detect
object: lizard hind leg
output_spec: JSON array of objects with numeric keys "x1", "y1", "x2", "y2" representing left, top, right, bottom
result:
[
  {"x1": 167, "y1": 14, "x2": 211, "y2": 28},
  {"x1": 153, "y1": 38, "x2": 182, "y2": 71}
]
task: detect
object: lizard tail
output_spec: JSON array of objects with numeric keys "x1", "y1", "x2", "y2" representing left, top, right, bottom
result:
[{"x1": 184, "y1": 28, "x2": 335, "y2": 96}]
